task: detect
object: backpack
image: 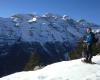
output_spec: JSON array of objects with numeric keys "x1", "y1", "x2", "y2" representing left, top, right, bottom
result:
[{"x1": 93, "y1": 33, "x2": 99, "y2": 44}]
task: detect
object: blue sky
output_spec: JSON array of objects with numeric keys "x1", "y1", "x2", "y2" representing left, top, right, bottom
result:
[{"x1": 0, "y1": 0, "x2": 100, "y2": 24}]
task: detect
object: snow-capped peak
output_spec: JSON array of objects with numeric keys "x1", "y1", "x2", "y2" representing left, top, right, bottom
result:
[
  {"x1": 28, "y1": 17, "x2": 37, "y2": 23},
  {"x1": 62, "y1": 15, "x2": 71, "y2": 20},
  {"x1": 1, "y1": 55, "x2": 100, "y2": 80}
]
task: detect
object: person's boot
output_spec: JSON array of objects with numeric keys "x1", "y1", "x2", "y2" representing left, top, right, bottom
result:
[
  {"x1": 83, "y1": 59, "x2": 88, "y2": 63},
  {"x1": 88, "y1": 59, "x2": 92, "y2": 63}
]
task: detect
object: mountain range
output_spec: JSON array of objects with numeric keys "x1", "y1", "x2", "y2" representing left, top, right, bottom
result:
[{"x1": 0, "y1": 13, "x2": 100, "y2": 77}]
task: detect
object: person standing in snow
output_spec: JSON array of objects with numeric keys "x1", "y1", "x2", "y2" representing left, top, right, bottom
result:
[{"x1": 82, "y1": 27, "x2": 94, "y2": 63}]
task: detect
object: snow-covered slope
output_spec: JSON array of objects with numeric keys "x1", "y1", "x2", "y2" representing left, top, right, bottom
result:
[{"x1": 1, "y1": 55, "x2": 100, "y2": 80}]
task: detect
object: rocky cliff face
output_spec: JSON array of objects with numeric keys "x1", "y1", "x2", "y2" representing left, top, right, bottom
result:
[{"x1": 0, "y1": 13, "x2": 100, "y2": 77}]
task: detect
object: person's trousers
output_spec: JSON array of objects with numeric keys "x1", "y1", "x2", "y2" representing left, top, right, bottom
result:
[{"x1": 85, "y1": 44, "x2": 93, "y2": 61}]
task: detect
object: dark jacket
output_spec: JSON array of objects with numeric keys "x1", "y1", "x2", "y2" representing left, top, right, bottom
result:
[{"x1": 84, "y1": 32, "x2": 94, "y2": 45}]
